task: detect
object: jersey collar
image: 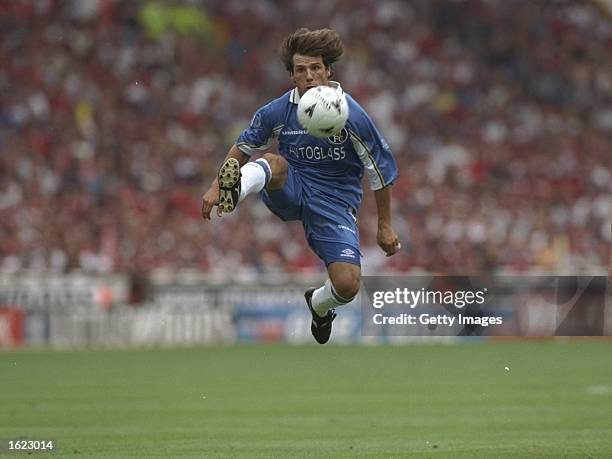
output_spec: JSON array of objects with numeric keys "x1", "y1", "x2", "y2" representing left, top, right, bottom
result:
[{"x1": 289, "y1": 81, "x2": 343, "y2": 105}]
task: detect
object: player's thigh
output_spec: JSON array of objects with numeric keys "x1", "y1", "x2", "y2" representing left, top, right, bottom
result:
[{"x1": 302, "y1": 197, "x2": 361, "y2": 267}]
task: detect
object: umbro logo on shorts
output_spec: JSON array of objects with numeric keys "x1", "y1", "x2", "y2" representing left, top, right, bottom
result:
[{"x1": 340, "y1": 248, "x2": 356, "y2": 258}]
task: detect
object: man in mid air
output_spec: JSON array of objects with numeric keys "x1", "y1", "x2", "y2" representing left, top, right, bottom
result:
[{"x1": 202, "y1": 28, "x2": 400, "y2": 344}]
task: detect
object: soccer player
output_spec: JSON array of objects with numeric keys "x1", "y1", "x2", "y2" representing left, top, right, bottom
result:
[{"x1": 202, "y1": 28, "x2": 400, "y2": 344}]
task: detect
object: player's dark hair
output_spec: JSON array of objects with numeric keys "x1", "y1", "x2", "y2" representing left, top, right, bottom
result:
[{"x1": 279, "y1": 28, "x2": 344, "y2": 75}]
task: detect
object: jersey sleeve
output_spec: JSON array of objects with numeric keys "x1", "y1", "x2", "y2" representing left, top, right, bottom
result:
[
  {"x1": 346, "y1": 99, "x2": 399, "y2": 191},
  {"x1": 236, "y1": 102, "x2": 279, "y2": 156}
]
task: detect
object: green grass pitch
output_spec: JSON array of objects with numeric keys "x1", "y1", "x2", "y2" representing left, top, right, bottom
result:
[{"x1": 2, "y1": 341, "x2": 612, "y2": 458}]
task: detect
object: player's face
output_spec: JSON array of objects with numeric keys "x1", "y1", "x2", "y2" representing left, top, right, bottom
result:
[{"x1": 292, "y1": 54, "x2": 331, "y2": 96}]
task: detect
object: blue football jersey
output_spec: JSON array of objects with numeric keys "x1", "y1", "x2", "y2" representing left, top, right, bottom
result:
[{"x1": 236, "y1": 82, "x2": 398, "y2": 211}]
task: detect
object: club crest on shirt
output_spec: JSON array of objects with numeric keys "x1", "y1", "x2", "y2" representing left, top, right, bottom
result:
[{"x1": 328, "y1": 128, "x2": 348, "y2": 145}]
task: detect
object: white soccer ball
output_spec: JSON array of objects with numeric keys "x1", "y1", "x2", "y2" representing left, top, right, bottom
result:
[{"x1": 297, "y1": 85, "x2": 349, "y2": 138}]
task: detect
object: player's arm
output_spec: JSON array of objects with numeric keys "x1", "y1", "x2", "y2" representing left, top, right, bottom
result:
[
  {"x1": 347, "y1": 99, "x2": 401, "y2": 256},
  {"x1": 201, "y1": 145, "x2": 250, "y2": 220},
  {"x1": 374, "y1": 185, "x2": 400, "y2": 256}
]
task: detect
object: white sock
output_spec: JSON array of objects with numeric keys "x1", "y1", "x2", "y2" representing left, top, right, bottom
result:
[
  {"x1": 238, "y1": 159, "x2": 271, "y2": 203},
  {"x1": 311, "y1": 278, "x2": 355, "y2": 317}
]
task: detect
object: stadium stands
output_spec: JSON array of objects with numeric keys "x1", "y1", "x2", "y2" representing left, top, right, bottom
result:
[{"x1": 0, "y1": 0, "x2": 610, "y2": 275}]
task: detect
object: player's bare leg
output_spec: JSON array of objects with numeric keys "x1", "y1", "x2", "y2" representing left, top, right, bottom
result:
[{"x1": 326, "y1": 262, "x2": 360, "y2": 301}]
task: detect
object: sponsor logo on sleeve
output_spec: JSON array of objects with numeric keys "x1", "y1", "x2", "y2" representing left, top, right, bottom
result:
[
  {"x1": 250, "y1": 112, "x2": 262, "y2": 128},
  {"x1": 337, "y1": 224, "x2": 357, "y2": 235}
]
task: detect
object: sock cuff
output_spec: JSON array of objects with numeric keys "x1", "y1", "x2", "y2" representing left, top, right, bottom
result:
[
  {"x1": 329, "y1": 280, "x2": 355, "y2": 304},
  {"x1": 253, "y1": 159, "x2": 271, "y2": 185}
]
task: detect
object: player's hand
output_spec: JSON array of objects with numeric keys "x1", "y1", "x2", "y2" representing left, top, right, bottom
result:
[
  {"x1": 377, "y1": 222, "x2": 401, "y2": 257},
  {"x1": 201, "y1": 182, "x2": 221, "y2": 220}
]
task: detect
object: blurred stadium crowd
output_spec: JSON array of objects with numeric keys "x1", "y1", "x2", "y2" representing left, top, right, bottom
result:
[{"x1": 1, "y1": 0, "x2": 610, "y2": 276}]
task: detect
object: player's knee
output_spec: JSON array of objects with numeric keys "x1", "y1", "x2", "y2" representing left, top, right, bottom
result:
[
  {"x1": 261, "y1": 153, "x2": 287, "y2": 174},
  {"x1": 261, "y1": 153, "x2": 287, "y2": 189},
  {"x1": 331, "y1": 269, "x2": 360, "y2": 300}
]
